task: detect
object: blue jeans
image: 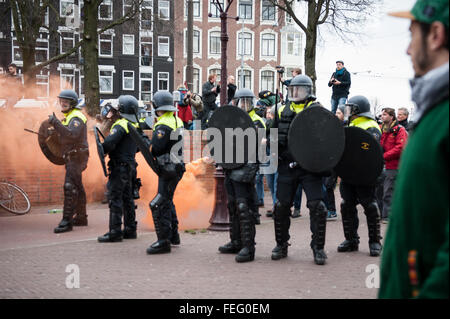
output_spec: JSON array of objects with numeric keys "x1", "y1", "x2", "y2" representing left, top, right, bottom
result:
[
  {"x1": 330, "y1": 96, "x2": 348, "y2": 114},
  {"x1": 255, "y1": 172, "x2": 264, "y2": 204},
  {"x1": 265, "y1": 173, "x2": 278, "y2": 207}
]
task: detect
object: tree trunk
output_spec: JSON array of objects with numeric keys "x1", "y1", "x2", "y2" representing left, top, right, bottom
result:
[
  {"x1": 82, "y1": 1, "x2": 100, "y2": 117},
  {"x1": 21, "y1": 47, "x2": 37, "y2": 98},
  {"x1": 304, "y1": 1, "x2": 318, "y2": 94}
]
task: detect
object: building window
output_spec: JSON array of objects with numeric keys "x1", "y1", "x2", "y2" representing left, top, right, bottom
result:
[
  {"x1": 158, "y1": 37, "x2": 169, "y2": 56},
  {"x1": 60, "y1": 31, "x2": 75, "y2": 55},
  {"x1": 185, "y1": 0, "x2": 201, "y2": 17},
  {"x1": 239, "y1": 0, "x2": 252, "y2": 20},
  {"x1": 123, "y1": 0, "x2": 134, "y2": 15},
  {"x1": 36, "y1": 71, "x2": 49, "y2": 98},
  {"x1": 261, "y1": 33, "x2": 275, "y2": 56},
  {"x1": 99, "y1": 0, "x2": 113, "y2": 20},
  {"x1": 141, "y1": 37, "x2": 153, "y2": 66},
  {"x1": 12, "y1": 39, "x2": 22, "y2": 62},
  {"x1": 99, "y1": 69, "x2": 113, "y2": 94},
  {"x1": 36, "y1": 37, "x2": 49, "y2": 64},
  {"x1": 238, "y1": 32, "x2": 252, "y2": 56},
  {"x1": 141, "y1": 73, "x2": 152, "y2": 102},
  {"x1": 209, "y1": 0, "x2": 223, "y2": 18},
  {"x1": 262, "y1": 1, "x2": 275, "y2": 21},
  {"x1": 141, "y1": 7, "x2": 153, "y2": 30},
  {"x1": 238, "y1": 69, "x2": 252, "y2": 90},
  {"x1": 123, "y1": 35, "x2": 135, "y2": 55},
  {"x1": 99, "y1": 33, "x2": 113, "y2": 57},
  {"x1": 158, "y1": 72, "x2": 169, "y2": 91},
  {"x1": 209, "y1": 31, "x2": 221, "y2": 55},
  {"x1": 123, "y1": 71, "x2": 135, "y2": 91},
  {"x1": 60, "y1": 68, "x2": 75, "y2": 90},
  {"x1": 209, "y1": 68, "x2": 221, "y2": 82},
  {"x1": 60, "y1": 0, "x2": 74, "y2": 18},
  {"x1": 159, "y1": 0, "x2": 170, "y2": 20},
  {"x1": 193, "y1": 68, "x2": 200, "y2": 94},
  {"x1": 286, "y1": 12, "x2": 293, "y2": 24},
  {"x1": 287, "y1": 33, "x2": 301, "y2": 56},
  {"x1": 261, "y1": 70, "x2": 274, "y2": 92},
  {"x1": 185, "y1": 29, "x2": 200, "y2": 54}
]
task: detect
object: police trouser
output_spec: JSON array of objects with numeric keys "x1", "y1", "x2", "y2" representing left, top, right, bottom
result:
[
  {"x1": 224, "y1": 174, "x2": 258, "y2": 249},
  {"x1": 107, "y1": 162, "x2": 136, "y2": 234},
  {"x1": 150, "y1": 171, "x2": 184, "y2": 241},
  {"x1": 339, "y1": 181, "x2": 381, "y2": 243},
  {"x1": 274, "y1": 161, "x2": 328, "y2": 250},
  {"x1": 63, "y1": 155, "x2": 88, "y2": 222}
]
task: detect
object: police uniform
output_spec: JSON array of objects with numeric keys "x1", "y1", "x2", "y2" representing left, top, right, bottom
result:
[
  {"x1": 147, "y1": 91, "x2": 185, "y2": 255},
  {"x1": 51, "y1": 90, "x2": 89, "y2": 233},
  {"x1": 271, "y1": 75, "x2": 328, "y2": 265},
  {"x1": 338, "y1": 95, "x2": 383, "y2": 256},
  {"x1": 218, "y1": 89, "x2": 264, "y2": 263},
  {"x1": 98, "y1": 96, "x2": 140, "y2": 242}
]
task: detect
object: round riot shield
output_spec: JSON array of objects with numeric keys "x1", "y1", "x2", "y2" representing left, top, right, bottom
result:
[
  {"x1": 288, "y1": 106, "x2": 345, "y2": 173},
  {"x1": 38, "y1": 119, "x2": 65, "y2": 165},
  {"x1": 207, "y1": 105, "x2": 258, "y2": 170},
  {"x1": 334, "y1": 126, "x2": 384, "y2": 185}
]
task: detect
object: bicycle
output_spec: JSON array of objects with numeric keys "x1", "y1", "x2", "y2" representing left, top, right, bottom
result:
[{"x1": 0, "y1": 180, "x2": 31, "y2": 215}]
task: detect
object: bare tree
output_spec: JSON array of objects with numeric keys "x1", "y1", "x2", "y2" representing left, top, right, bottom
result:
[{"x1": 269, "y1": 0, "x2": 380, "y2": 92}]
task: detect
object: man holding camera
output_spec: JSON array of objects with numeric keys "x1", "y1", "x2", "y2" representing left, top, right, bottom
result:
[
  {"x1": 328, "y1": 60, "x2": 351, "y2": 114},
  {"x1": 280, "y1": 67, "x2": 302, "y2": 107},
  {"x1": 201, "y1": 73, "x2": 220, "y2": 129}
]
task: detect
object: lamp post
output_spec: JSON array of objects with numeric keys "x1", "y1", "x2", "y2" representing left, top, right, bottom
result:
[{"x1": 207, "y1": 0, "x2": 237, "y2": 231}]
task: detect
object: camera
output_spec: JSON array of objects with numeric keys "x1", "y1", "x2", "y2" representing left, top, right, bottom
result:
[{"x1": 276, "y1": 66, "x2": 285, "y2": 75}]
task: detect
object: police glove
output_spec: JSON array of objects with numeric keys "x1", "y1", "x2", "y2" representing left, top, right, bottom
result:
[{"x1": 48, "y1": 112, "x2": 58, "y2": 126}]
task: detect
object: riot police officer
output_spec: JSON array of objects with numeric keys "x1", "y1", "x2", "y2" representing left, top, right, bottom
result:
[
  {"x1": 49, "y1": 90, "x2": 89, "y2": 233},
  {"x1": 146, "y1": 91, "x2": 185, "y2": 254},
  {"x1": 338, "y1": 95, "x2": 383, "y2": 256},
  {"x1": 98, "y1": 95, "x2": 140, "y2": 242},
  {"x1": 271, "y1": 75, "x2": 328, "y2": 265},
  {"x1": 218, "y1": 89, "x2": 263, "y2": 263}
]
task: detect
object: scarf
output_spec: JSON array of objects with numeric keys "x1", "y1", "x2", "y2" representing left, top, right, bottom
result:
[{"x1": 335, "y1": 67, "x2": 346, "y2": 76}]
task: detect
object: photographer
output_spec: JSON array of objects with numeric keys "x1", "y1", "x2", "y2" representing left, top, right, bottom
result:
[
  {"x1": 328, "y1": 60, "x2": 351, "y2": 114},
  {"x1": 279, "y1": 67, "x2": 302, "y2": 107}
]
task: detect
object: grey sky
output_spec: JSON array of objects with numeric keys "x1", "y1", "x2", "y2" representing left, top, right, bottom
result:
[{"x1": 300, "y1": 0, "x2": 417, "y2": 115}]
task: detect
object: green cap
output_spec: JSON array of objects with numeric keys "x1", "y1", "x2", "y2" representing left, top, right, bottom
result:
[{"x1": 389, "y1": 0, "x2": 449, "y2": 28}]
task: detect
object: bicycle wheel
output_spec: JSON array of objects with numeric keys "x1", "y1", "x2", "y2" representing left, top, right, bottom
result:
[{"x1": 0, "y1": 182, "x2": 31, "y2": 215}]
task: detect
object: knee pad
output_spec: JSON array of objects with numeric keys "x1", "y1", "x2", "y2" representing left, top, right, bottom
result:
[
  {"x1": 236, "y1": 199, "x2": 248, "y2": 214},
  {"x1": 150, "y1": 193, "x2": 166, "y2": 211},
  {"x1": 362, "y1": 201, "x2": 380, "y2": 219},
  {"x1": 274, "y1": 201, "x2": 291, "y2": 218},
  {"x1": 341, "y1": 199, "x2": 357, "y2": 213},
  {"x1": 64, "y1": 182, "x2": 74, "y2": 195},
  {"x1": 307, "y1": 199, "x2": 327, "y2": 213}
]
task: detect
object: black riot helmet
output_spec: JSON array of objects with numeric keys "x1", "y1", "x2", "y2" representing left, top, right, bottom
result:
[
  {"x1": 118, "y1": 95, "x2": 139, "y2": 123},
  {"x1": 233, "y1": 88, "x2": 256, "y2": 112},
  {"x1": 345, "y1": 95, "x2": 374, "y2": 120},
  {"x1": 288, "y1": 75, "x2": 315, "y2": 103},
  {"x1": 58, "y1": 90, "x2": 79, "y2": 109},
  {"x1": 152, "y1": 91, "x2": 178, "y2": 112}
]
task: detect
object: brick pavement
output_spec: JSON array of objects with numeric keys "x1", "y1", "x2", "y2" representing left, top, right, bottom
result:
[{"x1": 0, "y1": 191, "x2": 385, "y2": 299}]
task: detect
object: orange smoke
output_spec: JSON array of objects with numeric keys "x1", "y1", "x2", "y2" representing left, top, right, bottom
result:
[{"x1": 139, "y1": 157, "x2": 214, "y2": 231}]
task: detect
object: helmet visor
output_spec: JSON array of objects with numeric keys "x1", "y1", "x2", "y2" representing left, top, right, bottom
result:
[
  {"x1": 288, "y1": 85, "x2": 311, "y2": 103},
  {"x1": 344, "y1": 103, "x2": 358, "y2": 121},
  {"x1": 235, "y1": 97, "x2": 255, "y2": 112}
]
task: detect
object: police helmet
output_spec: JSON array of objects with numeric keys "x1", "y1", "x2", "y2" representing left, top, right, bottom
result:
[
  {"x1": 233, "y1": 88, "x2": 256, "y2": 112},
  {"x1": 118, "y1": 95, "x2": 139, "y2": 123},
  {"x1": 345, "y1": 95, "x2": 374, "y2": 120},
  {"x1": 58, "y1": 90, "x2": 79, "y2": 108},
  {"x1": 288, "y1": 75, "x2": 315, "y2": 103},
  {"x1": 152, "y1": 91, "x2": 178, "y2": 112}
]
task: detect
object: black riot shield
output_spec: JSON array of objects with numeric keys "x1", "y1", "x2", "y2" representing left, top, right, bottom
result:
[
  {"x1": 288, "y1": 106, "x2": 345, "y2": 173},
  {"x1": 127, "y1": 122, "x2": 160, "y2": 175},
  {"x1": 94, "y1": 127, "x2": 108, "y2": 177},
  {"x1": 334, "y1": 126, "x2": 384, "y2": 186},
  {"x1": 207, "y1": 105, "x2": 258, "y2": 170},
  {"x1": 38, "y1": 119, "x2": 65, "y2": 165}
]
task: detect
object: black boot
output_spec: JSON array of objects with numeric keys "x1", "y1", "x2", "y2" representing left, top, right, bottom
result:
[
  {"x1": 146, "y1": 239, "x2": 171, "y2": 254},
  {"x1": 235, "y1": 203, "x2": 256, "y2": 263},
  {"x1": 98, "y1": 230, "x2": 123, "y2": 242},
  {"x1": 123, "y1": 228, "x2": 137, "y2": 239},
  {"x1": 308, "y1": 200, "x2": 328, "y2": 265},
  {"x1": 271, "y1": 202, "x2": 291, "y2": 260},
  {"x1": 337, "y1": 201, "x2": 360, "y2": 252},
  {"x1": 54, "y1": 219, "x2": 73, "y2": 233},
  {"x1": 219, "y1": 201, "x2": 242, "y2": 254},
  {"x1": 365, "y1": 202, "x2": 382, "y2": 257}
]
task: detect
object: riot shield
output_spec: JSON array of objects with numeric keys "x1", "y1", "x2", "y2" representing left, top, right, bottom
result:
[
  {"x1": 288, "y1": 106, "x2": 345, "y2": 173},
  {"x1": 38, "y1": 119, "x2": 65, "y2": 165},
  {"x1": 127, "y1": 122, "x2": 160, "y2": 176},
  {"x1": 334, "y1": 126, "x2": 384, "y2": 185},
  {"x1": 94, "y1": 127, "x2": 108, "y2": 177}
]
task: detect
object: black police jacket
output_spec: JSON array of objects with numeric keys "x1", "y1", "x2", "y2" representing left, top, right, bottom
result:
[{"x1": 102, "y1": 123, "x2": 137, "y2": 165}]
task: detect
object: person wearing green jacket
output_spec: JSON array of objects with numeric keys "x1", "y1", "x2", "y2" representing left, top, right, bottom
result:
[{"x1": 379, "y1": 0, "x2": 449, "y2": 298}]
